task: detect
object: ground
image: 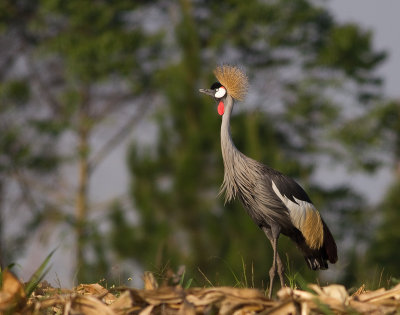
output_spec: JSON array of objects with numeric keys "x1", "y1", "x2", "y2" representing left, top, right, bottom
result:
[{"x1": 1, "y1": 271, "x2": 400, "y2": 314}]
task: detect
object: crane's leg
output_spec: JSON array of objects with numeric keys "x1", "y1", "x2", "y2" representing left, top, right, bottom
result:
[
  {"x1": 262, "y1": 225, "x2": 285, "y2": 298},
  {"x1": 276, "y1": 252, "x2": 285, "y2": 288}
]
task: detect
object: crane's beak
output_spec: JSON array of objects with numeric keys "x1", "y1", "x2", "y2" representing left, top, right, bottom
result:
[{"x1": 199, "y1": 88, "x2": 214, "y2": 97}]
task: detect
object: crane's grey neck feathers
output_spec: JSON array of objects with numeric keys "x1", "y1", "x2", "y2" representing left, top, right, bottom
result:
[
  {"x1": 220, "y1": 95, "x2": 262, "y2": 204},
  {"x1": 220, "y1": 94, "x2": 240, "y2": 203}
]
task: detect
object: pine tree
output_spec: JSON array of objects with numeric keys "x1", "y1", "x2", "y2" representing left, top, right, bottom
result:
[
  {"x1": 0, "y1": 0, "x2": 160, "y2": 281},
  {"x1": 366, "y1": 100, "x2": 400, "y2": 281}
]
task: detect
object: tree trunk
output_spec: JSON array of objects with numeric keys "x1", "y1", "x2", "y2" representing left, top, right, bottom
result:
[
  {"x1": 75, "y1": 97, "x2": 90, "y2": 282},
  {"x1": 0, "y1": 181, "x2": 4, "y2": 269}
]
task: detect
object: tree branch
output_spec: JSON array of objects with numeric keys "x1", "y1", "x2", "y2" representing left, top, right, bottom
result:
[
  {"x1": 88, "y1": 95, "x2": 153, "y2": 174},
  {"x1": 25, "y1": 53, "x2": 63, "y2": 112}
]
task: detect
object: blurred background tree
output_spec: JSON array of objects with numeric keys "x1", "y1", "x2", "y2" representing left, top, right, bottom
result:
[
  {"x1": 367, "y1": 100, "x2": 400, "y2": 281},
  {"x1": 331, "y1": 98, "x2": 400, "y2": 285},
  {"x1": 32, "y1": 0, "x2": 162, "y2": 282},
  {"x1": 0, "y1": 0, "x2": 397, "y2": 289},
  {"x1": 0, "y1": 0, "x2": 160, "y2": 282},
  {"x1": 0, "y1": 0, "x2": 63, "y2": 268}
]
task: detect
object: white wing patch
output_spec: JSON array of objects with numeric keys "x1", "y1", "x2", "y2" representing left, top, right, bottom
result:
[{"x1": 272, "y1": 181, "x2": 323, "y2": 249}]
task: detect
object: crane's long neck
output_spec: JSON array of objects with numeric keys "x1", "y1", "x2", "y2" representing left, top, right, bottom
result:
[
  {"x1": 220, "y1": 95, "x2": 243, "y2": 202},
  {"x1": 220, "y1": 95, "x2": 237, "y2": 157}
]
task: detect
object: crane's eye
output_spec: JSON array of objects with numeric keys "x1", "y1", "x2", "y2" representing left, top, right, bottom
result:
[{"x1": 215, "y1": 87, "x2": 226, "y2": 98}]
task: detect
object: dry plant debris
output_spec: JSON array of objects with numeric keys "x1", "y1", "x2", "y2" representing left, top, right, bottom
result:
[{"x1": 1, "y1": 270, "x2": 400, "y2": 314}]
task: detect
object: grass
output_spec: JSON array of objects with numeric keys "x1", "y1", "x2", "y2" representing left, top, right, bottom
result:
[
  {"x1": 24, "y1": 249, "x2": 56, "y2": 297},
  {"x1": 197, "y1": 267, "x2": 214, "y2": 287},
  {"x1": 360, "y1": 266, "x2": 394, "y2": 291},
  {"x1": 0, "y1": 250, "x2": 55, "y2": 314},
  {"x1": 239, "y1": 256, "x2": 256, "y2": 288},
  {"x1": 284, "y1": 253, "x2": 300, "y2": 290},
  {"x1": 178, "y1": 269, "x2": 193, "y2": 289},
  {"x1": 0, "y1": 250, "x2": 55, "y2": 299}
]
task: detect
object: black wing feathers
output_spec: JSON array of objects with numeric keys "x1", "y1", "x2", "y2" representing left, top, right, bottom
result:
[{"x1": 266, "y1": 167, "x2": 312, "y2": 204}]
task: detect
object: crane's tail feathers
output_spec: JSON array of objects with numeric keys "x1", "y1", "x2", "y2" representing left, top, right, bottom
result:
[
  {"x1": 305, "y1": 256, "x2": 328, "y2": 270},
  {"x1": 299, "y1": 220, "x2": 337, "y2": 271},
  {"x1": 323, "y1": 220, "x2": 338, "y2": 264}
]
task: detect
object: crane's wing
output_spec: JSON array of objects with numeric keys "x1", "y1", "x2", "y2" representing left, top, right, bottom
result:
[{"x1": 269, "y1": 172, "x2": 324, "y2": 250}]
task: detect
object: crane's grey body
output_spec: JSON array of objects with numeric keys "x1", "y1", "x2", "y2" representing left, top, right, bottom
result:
[
  {"x1": 221, "y1": 96, "x2": 289, "y2": 226},
  {"x1": 220, "y1": 95, "x2": 296, "y2": 292},
  {"x1": 199, "y1": 65, "x2": 337, "y2": 298}
]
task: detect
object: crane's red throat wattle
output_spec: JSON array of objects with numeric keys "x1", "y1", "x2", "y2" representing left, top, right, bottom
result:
[{"x1": 218, "y1": 101, "x2": 224, "y2": 115}]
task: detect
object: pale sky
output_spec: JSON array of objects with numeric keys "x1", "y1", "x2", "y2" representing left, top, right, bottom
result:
[
  {"x1": 328, "y1": 0, "x2": 400, "y2": 99},
  {"x1": 313, "y1": 0, "x2": 400, "y2": 203}
]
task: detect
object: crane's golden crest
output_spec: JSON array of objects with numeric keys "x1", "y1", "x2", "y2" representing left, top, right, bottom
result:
[{"x1": 214, "y1": 65, "x2": 249, "y2": 101}]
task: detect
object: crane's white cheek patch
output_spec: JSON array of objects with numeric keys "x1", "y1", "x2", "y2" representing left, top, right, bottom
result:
[
  {"x1": 215, "y1": 87, "x2": 226, "y2": 98},
  {"x1": 218, "y1": 101, "x2": 225, "y2": 115}
]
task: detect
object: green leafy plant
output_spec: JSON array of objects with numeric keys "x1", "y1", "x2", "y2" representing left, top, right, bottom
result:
[
  {"x1": 179, "y1": 269, "x2": 193, "y2": 289},
  {"x1": 24, "y1": 249, "x2": 56, "y2": 297},
  {"x1": 285, "y1": 254, "x2": 300, "y2": 290}
]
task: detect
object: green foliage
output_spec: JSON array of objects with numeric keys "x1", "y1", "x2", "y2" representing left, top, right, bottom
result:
[
  {"x1": 179, "y1": 269, "x2": 194, "y2": 289},
  {"x1": 315, "y1": 24, "x2": 386, "y2": 82},
  {"x1": 79, "y1": 234, "x2": 109, "y2": 283},
  {"x1": 285, "y1": 254, "x2": 300, "y2": 290},
  {"x1": 25, "y1": 249, "x2": 55, "y2": 297},
  {"x1": 334, "y1": 100, "x2": 400, "y2": 173},
  {"x1": 368, "y1": 180, "x2": 400, "y2": 279},
  {"x1": 0, "y1": 80, "x2": 30, "y2": 107},
  {"x1": 35, "y1": 0, "x2": 161, "y2": 89},
  {"x1": 1, "y1": 0, "x2": 164, "y2": 279},
  {"x1": 333, "y1": 99, "x2": 400, "y2": 284}
]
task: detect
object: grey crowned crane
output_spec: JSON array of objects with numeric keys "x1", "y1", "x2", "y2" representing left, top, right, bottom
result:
[{"x1": 199, "y1": 65, "x2": 337, "y2": 298}]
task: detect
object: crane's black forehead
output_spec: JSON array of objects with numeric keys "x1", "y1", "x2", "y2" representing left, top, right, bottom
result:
[{"x1": 210, "y1": 82, "x2": 222, "y2": 89}]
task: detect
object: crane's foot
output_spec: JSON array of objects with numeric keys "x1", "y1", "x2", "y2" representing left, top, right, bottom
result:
[{"x1": 268, "y1": 253, "x2": 286, "y2": 299}]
